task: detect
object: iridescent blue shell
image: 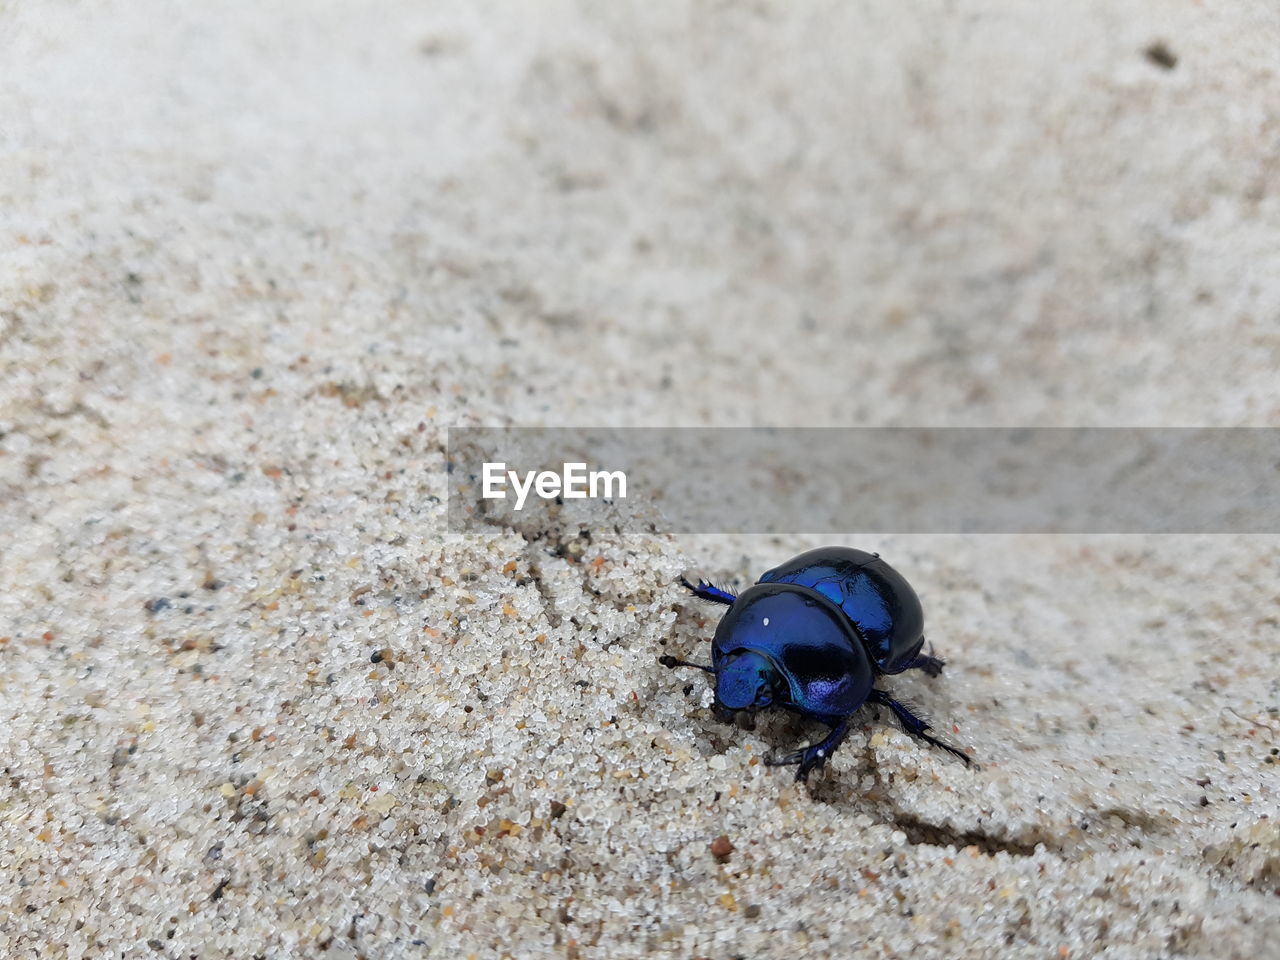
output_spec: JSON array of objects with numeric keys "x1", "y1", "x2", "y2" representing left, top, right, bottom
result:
[
  {"x1": 758, "y1": 546, "x2": 925, "y2": 674},
  {"x1": 710, "y1": 584, "x2": 873, "y2": 722}
]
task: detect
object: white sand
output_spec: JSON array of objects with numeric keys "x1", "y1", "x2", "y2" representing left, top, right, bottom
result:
[{"x1": 2, "y1": 2, "x2": 1278, "y2": 957}]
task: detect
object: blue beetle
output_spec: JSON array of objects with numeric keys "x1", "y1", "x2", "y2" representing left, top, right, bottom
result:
[{"x1": 660, "y1": 547, "x2": 971, "y2": 781}]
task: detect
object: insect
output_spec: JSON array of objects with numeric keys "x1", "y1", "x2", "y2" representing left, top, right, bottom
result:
[{"x1": 660, "y1": 546, "x2": 972, "y2": 781}]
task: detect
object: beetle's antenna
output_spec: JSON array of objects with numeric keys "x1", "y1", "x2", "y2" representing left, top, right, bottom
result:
[{"x1": 658, "y1": 654, "x2": 714, "y2": 674}]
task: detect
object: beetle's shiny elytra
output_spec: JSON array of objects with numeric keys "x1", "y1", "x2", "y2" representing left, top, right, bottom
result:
[{"x1": 660, "y1": 547, "x2": 972, "y2": 781}]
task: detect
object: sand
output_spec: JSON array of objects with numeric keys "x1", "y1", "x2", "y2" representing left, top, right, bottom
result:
[{"x1": 2, "y1": 2, "x2": 1278, "y2": 957}]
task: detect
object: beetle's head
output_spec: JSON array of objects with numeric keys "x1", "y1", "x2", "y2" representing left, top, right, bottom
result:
[{"x1": 713, "y1": 650, "x2": 777, "y2": 729}]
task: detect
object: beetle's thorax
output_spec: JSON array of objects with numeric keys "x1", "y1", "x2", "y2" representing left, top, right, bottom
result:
[{"x1": 712, "y1": 582, "x2": 875, "y2": 720}]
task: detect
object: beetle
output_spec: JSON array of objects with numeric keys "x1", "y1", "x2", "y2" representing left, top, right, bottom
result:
[{"x1": 660, "y1": 546, "x2": 972, "y2": 781}]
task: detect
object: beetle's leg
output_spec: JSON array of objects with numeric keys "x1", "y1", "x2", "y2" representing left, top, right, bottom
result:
[
  {"x1": 678, "y1": 575, "x2": 737, "y2": 606},
  {"x1": 901, "y1": 639, "x2": 945, "y2": 677},
  {"x1": 867, "y1": 689, "x2": 972, "y2": 766},
  {"x1": 902, "y1": 653, "x2": 945, "y2": 677},
  {"x1": 658, "y1": 654, "x2": 714, "y2": 674},
  {"x1": 765, "y1": 718, "x2": 852, "y2": 782}
]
